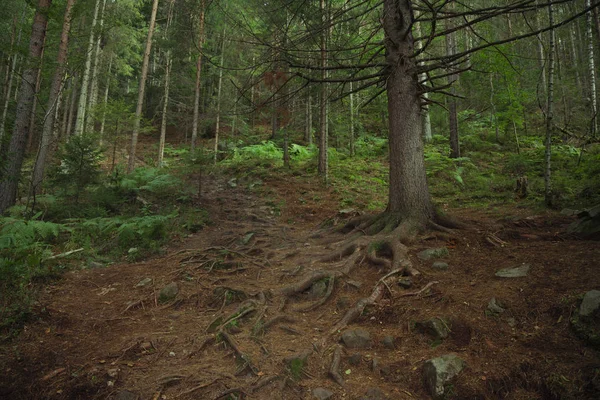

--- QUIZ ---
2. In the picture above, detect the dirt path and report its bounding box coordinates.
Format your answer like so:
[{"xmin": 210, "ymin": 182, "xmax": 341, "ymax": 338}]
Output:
[{"xmin": 1, "ymin": 175, "xmax": 600, "ymax": 400}]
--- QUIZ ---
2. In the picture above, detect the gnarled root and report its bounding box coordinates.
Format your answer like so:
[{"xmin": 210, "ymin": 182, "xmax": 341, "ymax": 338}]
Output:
[{"xmin": 328, "ymin": 345, "xmax": 345, "ymax": 388}]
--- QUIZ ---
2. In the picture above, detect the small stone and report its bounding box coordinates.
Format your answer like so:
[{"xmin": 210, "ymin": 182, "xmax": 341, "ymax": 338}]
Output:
[
  {"xmin": 398, "ymin": 278, "xmax": 412, "ymax": 289},
  {"xmin": 580, "ymin": 290, "xmax": 600, "ymax": 317},
  {"xmin": 312, "ymin": 387, "xmax": 334, "ymax": 400},
  {"xmin": 560, "ymin": 208, "xmax": 580, "ymax": 216},
  {"xmin": 382, "ymin": 336, "xmax": 395, "ymax": 349},
  {"xmin": 341, "ymin": 328, "xmax": 372, "ymax": 349},
  {"xmin": 506, "ymin": 317, "xmax": 517, "ymax": 328},
  {"xmin": 135, "ymin": 278, "xmax": 153, "ymax": 288},
  {"xmin": 415, "ymin": 318, "xmax": 451, "ymax": 340},
  {"xmin": 88, "ymin": 261, "xmax": 104, "ymax": 269},
  {"xmin": 360, "ymin": 387, "xmax": 389, "ymax": 400},
  {"xmin": 487, "ymin": 298, "xmax": 506, "ymax": 314},
  {"xmin": 495, "ymin": 263, "xmax": 530, "ymax": 278},
  {"xmin": 308, "ymin": 280, "xmax": 327, "ymax": 299},
  {"xmin": 348, "ymin": 353, "xmax": 362, "ymax": 366},
  {"xmin": 431, "ymin": 261, "xmax": 449, "ymax": 271},
  {"xmin": 107, "ymin": 368, "xmax": 119, "ymax": 378},
  {"xmin": 159, "ymin": 282, "xmax": 179, "ymax": 303},
  {"xmin": 417, "ymin": 247, "xmax": 449, "ymax": 261},
  {"xmin": 423, "ymin": 354, "xmax": 466, "ymax": 399},
  {"xmin": 169, "ymin": 352, "xmax": 176, "ymax": 357},
  {"xmin": 371, "ymin": 358, "xmax": 379, "ymax": 372},
  {"xmin": 112, "ymin": 390, "xmax": 138, "ymax": 400}
]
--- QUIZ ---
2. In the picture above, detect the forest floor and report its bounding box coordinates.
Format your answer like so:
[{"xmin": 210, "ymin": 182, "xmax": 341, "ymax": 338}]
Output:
[{"xmin": 1, "ymin": 171, "xmax": 600, "ymax": 400}]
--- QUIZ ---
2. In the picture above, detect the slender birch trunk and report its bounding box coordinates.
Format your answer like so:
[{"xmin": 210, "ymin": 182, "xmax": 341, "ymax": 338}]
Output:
[
  {"xmin": 213, "ymin": 26, "xmax": 226, "ymax": 165},
  {"xmin": 414, "ymin": 11, "xmax": 432, "ymax": 142},
  {"xmin": 31, "ymin": 0, "xmax": 77, "ymax": 197},
  {"xmin": 74, "ymin": 0, "xmax": 101, "ymax": 136},
  {"xmin": 86, "ymin": 0, "xmax": 107, "ymax": 135},
  {"xmin": 0, "ymin": 0, "xmax": 52, "ymax": 214},
  {"xmin": 99, "ymin": 57, "xmax": 113, "ymax": 143},
  {"xmin": 544, "ymin": 3, "xmax": 556, "ymax": 207},
  {"xmin": 586, "ymin": 0, "xmax": 598, "ymax": 137},
  {"xmin": 158, "ymin": 0, "xmax": 175, "ymax": 168},
  {"xmin": 318, "ymin": 0, "xmax": 328, "ymax": 181},
  {"xmin": 127, "ymin": 0, "xmax": 159, "ymax": 173},
  {"xmin": 446, "ymin": 6, "xmax": 460, "ymax": 158},
  {"xmin": 191, "ymin": 0, "xmax": 206, "ymax": 152}
]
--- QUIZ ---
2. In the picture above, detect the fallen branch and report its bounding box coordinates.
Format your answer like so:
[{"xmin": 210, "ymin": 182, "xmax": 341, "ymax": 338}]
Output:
[{"xmin": 45, "ymin": 248, "xmax": 84, "ymax": 261}]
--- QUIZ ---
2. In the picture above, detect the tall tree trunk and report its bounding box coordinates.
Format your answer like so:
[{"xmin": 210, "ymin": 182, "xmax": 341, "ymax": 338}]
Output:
[
  {"xmin": 27, "ymin": 38, "xmax": 46, "ymax": 152},
  {"xmin": 99, "ymin": 57, "xmax": 112, "ymax": 144},
  {"xmin": 65, "ymin": 73, "xmax": 78, "ymax": 137},
  {"xmin": 305, "ymin": 91, "xmax": 312, "ymax": 145},
  {"xmin": 349, "ymin": 81, "xmax": 355, "ymax": 156},
  {"xmin": 446, "ymin": 6, "xmax": 460, "ymax": 158},
  {"xmin": 158, "ymin": 0, "xmax": 175, "ymax": 168},
  {"xmin": 414, "ymin": 11, "xmax": 432, "ymax": 143},
  {"xmin": 383, "ymin": 0, "xmax": 434, "ymax": 222},
  {"xmin": 31, "ymin": 0, "xmax": 76, "ymax": 197},
  {"xmin": 127, "ymin": 0, "xmax": 159, "ymax": 173},
  {"xmin": 544, "ymin": 2, "xmax": 556, "ymax": 207},
  {"xmin": 0, "ymin": 0, "xmax": 52, "ymax": 214},
  {"xmin": 74, "ymin": 0, "xmax": 101, "ymax": 136},
  {"xmin": 0, "ymin": 7, "xmax": 26, "ymax": 142},
  {"xmin": 318, "ymin": 0, "xmax": 328, "ymax": 181},
  {"xmin": 86, "ymin": 0, "xmax": 107, "ymax": 135},
  {"xmin": 586, "ymin": 0, "xmax": 598, "ymax": 137},
  {"xmin": 191, "ymin": 0, "xmax": 206, "ymax": 152},
  {"xmin": 213, "ymin": 26, "xmax": 226, "ymax": 165}
]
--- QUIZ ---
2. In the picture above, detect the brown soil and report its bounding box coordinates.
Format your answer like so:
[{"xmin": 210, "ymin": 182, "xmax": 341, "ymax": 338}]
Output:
[{"xmin": 1, "ymin": 173, "xmax": 599, "ymax": 400}]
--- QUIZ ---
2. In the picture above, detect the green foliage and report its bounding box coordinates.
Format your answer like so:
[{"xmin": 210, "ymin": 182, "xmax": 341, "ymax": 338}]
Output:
[
  {"xmin": 50, "ymin": 135, "xmax": 104, "ymax": 202},
  {"xmin": 354, "ymin": 136, "xmax": 388, "ymax": 157},
  {"xmin": 119, "ymin": 167, "xmax": 183, "ymax": 197}
]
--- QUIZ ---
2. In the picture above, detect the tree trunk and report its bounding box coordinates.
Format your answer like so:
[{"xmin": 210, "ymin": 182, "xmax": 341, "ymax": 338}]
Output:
[
  {"xmin": 127, "ymin": 0, "xmax": 159, "ymax": 173},
  {"xmin": 213, "ymin": 26, "xmax": 226, "ymax": 165},
  {"xmin": 31, "ymin": 0, "xmax": 76, "ymax": 197},
  {"xmin": 191, "ymin": 0, "xmax": 206, "ymax": 152},
  {"xmin": 74, "ymin": 0, "xmax": 101, "ymax": 136},
  {"xmin": 305, "ymin": 91, "xmax": 312, "ymax": 145},
  {"xmin": 414, "ymin": 11, "xmax": 432, "ymax": 143},
  {"xmin": 86, "ymin": 0, "xmax": 107, "ymax": 135},
  {"xmin": 27, "ymin": 37, "xmax": 47, "ymax": 152},
  {"xmin": 446, "ymin": 6, "xmax": 460, "ymax": 158},
  {"xmin": 544, "ymin": 2, "xmax": 556, "ymax": 207},
  {"xmin": 99, "ymin": 57, "xmax": 113, "ymax": 144},
  {"xmin": 65, "ymin": 73, "xmax": 78, "ymax": 137},
  {"xmin": 318, "ymin": 0, "xmax": 328, "ymax": 181},
  {"xmin": 158, "ymin": 0, "xmax": 175, "ymax": 168},
  {"xmin": 0, "ymin": 0, "xmax": 52, "ymax": 214},
  {"xmin": 383, "ymin": 0, "xmax": 434, "ymax": 222},
  {"xmin": 586, "ymin": 0, "xmax": 598, "ymax": 137}
]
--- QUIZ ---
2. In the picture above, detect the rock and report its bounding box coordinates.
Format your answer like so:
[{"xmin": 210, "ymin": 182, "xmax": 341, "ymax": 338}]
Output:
[
  {"xmin": 423, "ymin": 354, "xmax": 466, "ymax": 399},
  {"xmin": 135, "ymin": 278, "xmax": 153, "ymax": 288},
  {"xmin": 371, "ymin": 358, "xmax": 379, "ymax": 372},
  {"xmin": 417, "ymin": 247, "xmax": 449, "ymax": 261},
  {"xmin": 431, "ymin": 261, "xmax": 449, "ymax": 271},
  {"xmin": 568, "ymin": 204, "xmax": 600, "ymax": 239},
  {"xmin": 580, "ymin": 290, "xmax": 600, "ymax": 317},
  {"xmin": 382, "ymin": 336, "xmax": 395, "ymax": 349},
  {"xmin": 308, "ymin": 280, "xmax": 327, "ymax": 299},
  {"xmin": 506, "ymin": 317, "xmax": 517, "ymax": 328},
  {"xmin": 312, "ymin": 388, "xmax": 334, "ymax": 400},
  {"xmin": 348, "ymin": 353, "xmax": 362, "ymax": 366},
  {"xmin": 346, "ymin": 280, "xmax": 362, "ymax": 290},
  {"xmin": 360, "ymin": 387, "xmax": 389, "ymax": 400},
  {"xmin": 487, "ymin": 298, "xmax": 506, "ymax": 314},
  {"xmin": 341, "ymin": 328, "xmax": 372, "ymax": 349},
  {"xmin": 397, "ymin": 278, "xmax": 412, "ymax": 289},
  {"xmin": 415, "ymin": 318, "xmax": 451, "ymax": 339},
  {"xmin": 112, "ymin": 391, "xmax": 138, "ymax": 400},
  {"xmin": 560, "ymin": 208, "xmax": 580, "ymax": 216},
  {"xmin": 87, "ymin": 261, "xmax": 104, "ymax": 269},
  {"xmin": 159, "ymin": 282, "xmax": 179, "ymax": 303},
  {"xmin": 495, "ymin": 263, "xmax": 530, "ymax": 278}
]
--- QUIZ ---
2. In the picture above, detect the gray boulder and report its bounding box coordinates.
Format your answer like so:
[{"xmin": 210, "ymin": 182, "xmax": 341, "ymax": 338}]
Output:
[
  {"xmin": 341, "ymin": 328, "xmax": 372, "ymax": 349},
  {"xmin": 359, "ymin": 387, "xmax": 389, "ymax": 400},
  {"xmin": 495, "ymin": 264, "xmax": 530, "ymax": 278},
  {"xmin": 423, "ymin": 354, "xmax": 466, "ymax": 399},
  {"xmin": 431, "ymin": 261, "xmax": 449, "ymax": 271},
  {"xmin": 416, "ymin": 318, "xmax": 450, "ymax": 340},
  {"xmin": 487, "ymin": 298, "xmax": 506, "ymax": 315},
  {"xmin": 417, "ymin": 247, "xmax": 449, "ymax": 261},
  {"xmin": 159, "ymin": 282, "xmax": 179, "ymax": 303},
  {"xmin": 580, "ymin": 290, "xmax": 600, "ymax": 317},
  {"xmin": 312, "ymin": 388, "xmax": 333, "ymax": 400},
  {"xmin": 568, "ymin": 204, "xmax": 600, "ymax": 239}
]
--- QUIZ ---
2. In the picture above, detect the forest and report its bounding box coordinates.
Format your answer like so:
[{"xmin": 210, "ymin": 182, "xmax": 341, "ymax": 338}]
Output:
[{"xmin": 1, "ymin": 0, "xmax": 600, "ymax": 399}]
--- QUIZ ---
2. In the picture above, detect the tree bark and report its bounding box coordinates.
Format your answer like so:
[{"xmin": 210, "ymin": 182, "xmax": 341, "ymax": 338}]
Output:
[
  {"xmin": 86, "ymin": 0, "xmax": 107, "ymax": 135},
  {"xmin": 445, "ymin": 5, "xmax": 460, "ymax": 158},
  {"xmin": 586, "ymin": 0, "xmax": 598, "ymax": 137},
  {"xmin": 544, "ymin": 2, "xmax": 556, "ymax": 207},
  {"xmin": 99, "ymin": 57, "xmax": 113, "ymax": 144},
  {"xmin": 318, "ymin": 0, "xmax": 328, "ymax": 181},
  {"xmin": 213, "ymin": 26, "xmax": 226, "ymax": 165},
  {"xmin": 74, "ymin": 0, "xmax": 101, "ymax": 136},
  {"xmin": 31, "ymin": 0, "xmax": 77, "ymax": 197},
  {"xmin": 305, "ymin": 91, "xmax": 312, "ymax": 145},
  {"xmin": 0, "ymin": 0, "xmax": 52, "ymax": 214},
  {"xmin": 158, "ymin": 0, "xmax": 175, "ymax": 168},
  {"xmin": 383, "ymin": 0, "xmax": 434, "ymax": 222},
  {"xmin": 191, "ymin": 0, "xmax": 206, "ymax": 152},
  {"xmin": 127, "ymin": 0, "xmax": 159, "ymax": 172}
]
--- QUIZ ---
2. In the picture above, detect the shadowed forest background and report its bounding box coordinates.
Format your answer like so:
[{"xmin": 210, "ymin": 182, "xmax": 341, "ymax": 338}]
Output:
[{"xmin": 1, "ymin": 0, "xmax": 600, "ymax": 399}]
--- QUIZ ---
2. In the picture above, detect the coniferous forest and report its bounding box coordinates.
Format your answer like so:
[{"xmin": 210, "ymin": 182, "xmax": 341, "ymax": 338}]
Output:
[{"xmin": 1, "ymin": 1, "xmax": 600, "ymax": 399}]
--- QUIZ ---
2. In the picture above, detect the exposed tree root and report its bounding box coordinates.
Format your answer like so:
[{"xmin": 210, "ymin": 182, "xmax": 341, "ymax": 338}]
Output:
[
  {"xmin": 329, "ymin": 345, "xmax": 345, "ymax": 388},
  {"xmin": 220, "ymin": 331, "xmax": 259, "ymax": 375}
]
